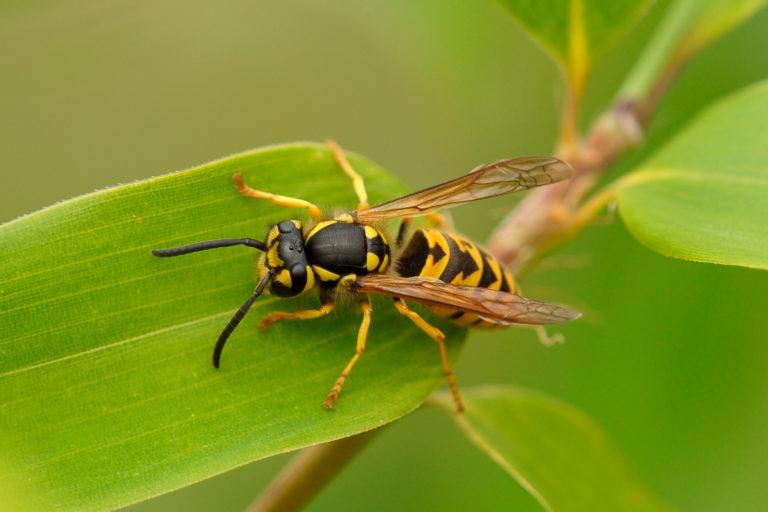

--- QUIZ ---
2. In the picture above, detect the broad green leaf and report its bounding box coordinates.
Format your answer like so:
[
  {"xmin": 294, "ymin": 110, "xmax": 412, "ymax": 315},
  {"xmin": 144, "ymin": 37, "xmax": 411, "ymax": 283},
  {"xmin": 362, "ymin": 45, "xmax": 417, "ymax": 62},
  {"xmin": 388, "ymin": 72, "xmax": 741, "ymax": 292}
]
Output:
[
  {"xmin": 620, "ymin": 0, "xmax": 767, "ymax": 101},
  {"xmin": 0, "ymin": 144, "xmax": 464, "ymax": 511},
  {"xmin": 432, "ymin": 386, "xmax": 672, "ymax": 512},
  {"xmin": 616, "ymin": 81, "xmax": 768, "ymax": 269},
  {"xmin": 496, "ymin": 0, "xmax": 653, "ymax": 93}
]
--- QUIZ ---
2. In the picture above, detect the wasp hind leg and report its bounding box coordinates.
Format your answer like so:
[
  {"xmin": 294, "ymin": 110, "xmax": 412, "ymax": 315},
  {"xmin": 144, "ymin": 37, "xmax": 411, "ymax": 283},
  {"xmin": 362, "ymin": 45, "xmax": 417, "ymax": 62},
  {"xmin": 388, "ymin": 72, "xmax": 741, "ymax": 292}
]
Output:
[
  {"xmin": 234, "ymin": 173, "xmax": 322, "ymax": 221},
  {"xmin": 393, "ymin": 298, "xmax": 464, "ymax": 413},
  {"xmin": 324, "ymin": 299, "xmax": 373, "ymax": 409},
  {"xmin": 395, "ymin": 218, "xmax": 412, "ymax": 248},
  {"xmin": 531, "ymin": 324, "xmax": 565, "ymax": 347},
  {"xmin": 326, "ymin": 139, "xmax": 369, "ymax": 211},
  {"xmin": 395, "ymin": 213, "xmax": 453, "ymax": 248},
  {"xmin": 258, "ymin": 301, "xmax": 335, "ymax": 331}
]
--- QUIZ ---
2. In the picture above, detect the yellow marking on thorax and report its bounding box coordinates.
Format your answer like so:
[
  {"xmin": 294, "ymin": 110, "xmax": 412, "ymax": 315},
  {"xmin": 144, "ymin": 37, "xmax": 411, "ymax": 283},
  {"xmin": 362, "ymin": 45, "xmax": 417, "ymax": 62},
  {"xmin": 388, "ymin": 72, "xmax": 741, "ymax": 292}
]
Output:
[
  {"xmin": 312, "ymin": 265, "xmax": 341, "ymax": 282},
  {"xmin": 306, "ymin": 220, "xmax": 336, "ymax": 242},
  {"xmin": 335, "ymin": 213, "xmax": 354, "ymax": 222},
  {"xmin": 379, "ymin": 253, "xmax": 389, "ymax": 271},
  {"xmin": 363, "ymin": 225, "xmax": 378, "ymax": 239},
  {"xmin": 366, "ymin": 252, "xmax": 380, "ymax": 272}
]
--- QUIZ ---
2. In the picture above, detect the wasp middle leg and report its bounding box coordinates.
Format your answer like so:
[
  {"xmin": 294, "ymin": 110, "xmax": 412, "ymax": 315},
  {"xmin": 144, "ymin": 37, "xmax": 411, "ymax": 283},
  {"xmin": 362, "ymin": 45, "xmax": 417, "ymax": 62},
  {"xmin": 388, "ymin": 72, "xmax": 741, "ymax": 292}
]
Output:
[
  {"xmin": 392, "ymin": 298, "xmax": 464, "ymax": 412},
  {"xmin": 234, "ymin": 173, "xmax": 322, "ymax": 221},
  {"xmin": 326, "ymin": 139, "xmax": 369, "ymax": 211},
  {"xmin": 324, "ymin": 298, "xmax": 372, "ymax": 409}
]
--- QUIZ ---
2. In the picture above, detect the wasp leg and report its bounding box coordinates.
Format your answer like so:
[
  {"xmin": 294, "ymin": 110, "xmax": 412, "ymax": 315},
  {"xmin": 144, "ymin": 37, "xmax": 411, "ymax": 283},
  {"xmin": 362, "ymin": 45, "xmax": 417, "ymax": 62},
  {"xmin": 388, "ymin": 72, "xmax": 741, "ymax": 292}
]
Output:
[
  {"xmin": 326, "ymin": 139, "xmax": 369, "ymax": 211},
  {"xmin": 324, "ymin": 299, "xmax": 372, "ymax": 409},
  {"xmin": 393, "ymin": 298, "xmax": 464, "ymax": 413},
  {"xmin": 258, "ymin": 302, "xmax": 335, "ymax": 331},
  {"xmin": 234, "ymin": 173, "xmax": 322, "ymax": 221},
  {"xmin": 396, "ymin": 213, "xmax": 452, "ymax": 248},
  {"xmin": 396, "ymin": 218, "xmax": 412, "ymax": 248},
  {"xmin": 428, "ymin": 211, "xmax": 458, "ymax": 231},
  {"xmin": 426, "ymin": 212, "xmax": 447, "ymax": 229}
]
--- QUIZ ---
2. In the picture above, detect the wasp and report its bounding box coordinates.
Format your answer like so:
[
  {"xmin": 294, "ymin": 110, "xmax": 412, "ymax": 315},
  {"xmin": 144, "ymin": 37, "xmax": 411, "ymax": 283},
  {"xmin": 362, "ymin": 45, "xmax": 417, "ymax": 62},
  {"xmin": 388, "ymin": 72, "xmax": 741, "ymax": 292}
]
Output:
[{"xmin": 152, "ymin": 141, "xmax": 579, "ymax": 412}]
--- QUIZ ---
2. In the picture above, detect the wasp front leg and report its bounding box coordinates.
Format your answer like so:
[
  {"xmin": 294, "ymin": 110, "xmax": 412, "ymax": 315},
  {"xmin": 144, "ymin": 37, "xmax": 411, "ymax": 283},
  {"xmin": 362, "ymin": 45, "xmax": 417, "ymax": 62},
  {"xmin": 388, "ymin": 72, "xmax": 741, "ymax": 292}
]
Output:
[
  {"xmin": 324, "ymin": 298, "xmax": 373, "ymax": 409},
  {"xmin": 234, "ymin": 173, "xmax": 322, "ymax": 221},
  {"xmin": 258, "ymin": 301, "xmax": 335, "ymax": 331}
]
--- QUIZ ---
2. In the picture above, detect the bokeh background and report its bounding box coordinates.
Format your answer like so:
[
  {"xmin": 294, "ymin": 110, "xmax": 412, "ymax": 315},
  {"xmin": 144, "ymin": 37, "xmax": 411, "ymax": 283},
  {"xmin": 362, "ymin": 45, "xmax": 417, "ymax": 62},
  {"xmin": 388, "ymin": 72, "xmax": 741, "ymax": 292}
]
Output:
[{"xmin": 2, "ymin": 1, "xmax": 767, "ymax": 510}]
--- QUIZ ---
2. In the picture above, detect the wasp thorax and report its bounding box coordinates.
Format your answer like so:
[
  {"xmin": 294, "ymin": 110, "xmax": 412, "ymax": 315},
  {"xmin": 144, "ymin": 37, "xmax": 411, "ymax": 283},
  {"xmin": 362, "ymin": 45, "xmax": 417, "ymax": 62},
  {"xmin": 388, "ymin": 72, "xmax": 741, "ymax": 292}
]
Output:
[{"xmin": 259, "ymin": 219, "xmax": 315, "ymax": 297}]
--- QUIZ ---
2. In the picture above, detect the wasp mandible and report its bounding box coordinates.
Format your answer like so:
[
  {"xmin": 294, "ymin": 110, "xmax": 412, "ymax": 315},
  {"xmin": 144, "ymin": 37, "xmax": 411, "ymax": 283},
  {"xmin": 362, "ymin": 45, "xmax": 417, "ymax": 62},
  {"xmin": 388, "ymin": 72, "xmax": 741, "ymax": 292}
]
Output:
[{"xmin": 152, "ymin": 141, "xmax": 580, "ymax": 412}]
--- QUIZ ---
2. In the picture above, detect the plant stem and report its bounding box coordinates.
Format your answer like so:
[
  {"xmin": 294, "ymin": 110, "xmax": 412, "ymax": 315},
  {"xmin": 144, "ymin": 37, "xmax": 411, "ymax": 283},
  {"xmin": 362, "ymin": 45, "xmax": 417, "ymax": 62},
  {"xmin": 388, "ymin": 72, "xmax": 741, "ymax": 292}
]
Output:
[
  {"xmin": 486, "ymin": 98, "xmax": 644, "ymax": 272},
  {"xmin": 486, "ymin": 5, "xmax": 707, "ymax": 272},
  {"xmin": 247, "ymin": 428, "xmax": 381, "ymax": 512}
]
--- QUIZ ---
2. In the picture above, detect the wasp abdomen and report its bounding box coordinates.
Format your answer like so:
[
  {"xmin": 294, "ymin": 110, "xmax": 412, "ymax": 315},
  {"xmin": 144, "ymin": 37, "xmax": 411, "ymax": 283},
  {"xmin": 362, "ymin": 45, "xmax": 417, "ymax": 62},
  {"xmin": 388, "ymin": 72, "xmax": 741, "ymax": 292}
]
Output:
[
  {"xmin": 396, "ymin": 229, "xmax": 515, "ymax": 327},
  {"xmin": 306, "ymin": 221, "xmax": 390, "ymax": 287}
]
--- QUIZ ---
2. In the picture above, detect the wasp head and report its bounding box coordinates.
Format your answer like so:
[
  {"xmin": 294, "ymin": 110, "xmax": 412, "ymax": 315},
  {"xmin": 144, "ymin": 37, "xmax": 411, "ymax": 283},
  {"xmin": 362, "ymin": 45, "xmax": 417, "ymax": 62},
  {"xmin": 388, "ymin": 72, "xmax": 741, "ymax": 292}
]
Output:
[{"xmin": 257, "ymin": 219, "xmax": 315, "ymax": 297}]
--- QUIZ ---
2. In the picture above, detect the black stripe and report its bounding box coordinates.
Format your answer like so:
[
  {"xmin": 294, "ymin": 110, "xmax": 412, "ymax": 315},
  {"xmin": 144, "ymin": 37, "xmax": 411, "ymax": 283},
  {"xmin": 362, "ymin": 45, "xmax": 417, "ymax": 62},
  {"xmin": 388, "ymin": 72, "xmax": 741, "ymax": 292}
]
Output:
[
  {"xmin": 396, "ymin": 230, "xmax": 428, "ymax": 278},
  {"xmin": 439, "ymin": 234, "xmax": 478, "ymax": 284},
  {"xmin": 477, "ymin": 251, "xmax": 499, "ymax": 289},
  {"xmin": 429, "ymin": 239, "xmax": 447, "ymax": 263},
  {"xmin": 499, "ymin": 273, "xmax": 512, "ymax": 292},
  {"xmin": 366, "ymin": 233, "xmax": 388, "ymax": 263}
]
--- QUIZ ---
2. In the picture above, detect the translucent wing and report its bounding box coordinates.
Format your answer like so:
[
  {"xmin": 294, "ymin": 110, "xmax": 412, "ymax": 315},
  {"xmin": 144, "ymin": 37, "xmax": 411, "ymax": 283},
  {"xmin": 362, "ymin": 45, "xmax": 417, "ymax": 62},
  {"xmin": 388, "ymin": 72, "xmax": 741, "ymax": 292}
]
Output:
[
  {"xmin": 354, "ymin": 274, "xmax": 580, "ymax": 325},
  {"xmin": 351, "ymin": 156, "xmax": 572, "ymax": 223}
]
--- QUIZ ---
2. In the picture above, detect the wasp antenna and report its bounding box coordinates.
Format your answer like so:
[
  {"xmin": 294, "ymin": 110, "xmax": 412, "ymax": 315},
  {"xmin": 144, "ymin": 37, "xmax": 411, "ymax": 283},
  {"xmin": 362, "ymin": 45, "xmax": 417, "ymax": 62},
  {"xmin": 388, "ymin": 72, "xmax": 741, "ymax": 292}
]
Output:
[
  {"xmin": 152, "ymin": 238, "xmax": 266, "ymax": 257},
  {"xmin": 213, "ymin": 270, "xmax": 275, "ymax": 368}
]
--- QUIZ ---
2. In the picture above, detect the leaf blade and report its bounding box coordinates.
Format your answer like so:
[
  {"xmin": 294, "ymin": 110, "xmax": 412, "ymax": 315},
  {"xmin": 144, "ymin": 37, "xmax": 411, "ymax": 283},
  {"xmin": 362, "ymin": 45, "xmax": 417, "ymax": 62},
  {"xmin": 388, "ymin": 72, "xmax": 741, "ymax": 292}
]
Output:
[
  {"xmin": 496, "ymin": 0, "xmax": 654, "ymax": 87},
  {"xmin": 616, "ymin": 81, "xmax": 768, "ymax": 269},
  {"xmin": 432, "ymin": 386, "xmax": 672, "ymax": 512},
  {"xmin": 0, "ymin": 144, "xmax": 465, "ymax": 511},
  {"xmin": 619, "ymin": 0, "xmax": 767, "ymax": 106}
]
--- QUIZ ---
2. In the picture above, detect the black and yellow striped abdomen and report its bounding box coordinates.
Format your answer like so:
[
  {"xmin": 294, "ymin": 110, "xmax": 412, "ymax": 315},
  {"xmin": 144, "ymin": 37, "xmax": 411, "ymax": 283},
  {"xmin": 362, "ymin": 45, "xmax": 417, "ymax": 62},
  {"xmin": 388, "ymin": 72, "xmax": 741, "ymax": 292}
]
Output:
[{"xmin": 396, "ymin": 228, "xmax": 515, "ymax": 327}]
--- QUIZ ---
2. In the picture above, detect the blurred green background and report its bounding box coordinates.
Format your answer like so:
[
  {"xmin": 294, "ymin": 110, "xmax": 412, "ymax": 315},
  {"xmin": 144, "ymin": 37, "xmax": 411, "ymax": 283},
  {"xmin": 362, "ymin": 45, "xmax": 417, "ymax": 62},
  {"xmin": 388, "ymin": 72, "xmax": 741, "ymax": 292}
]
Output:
[{"xmin": 2, "ymin": 1, "xmax": 767, "ymax": 510}]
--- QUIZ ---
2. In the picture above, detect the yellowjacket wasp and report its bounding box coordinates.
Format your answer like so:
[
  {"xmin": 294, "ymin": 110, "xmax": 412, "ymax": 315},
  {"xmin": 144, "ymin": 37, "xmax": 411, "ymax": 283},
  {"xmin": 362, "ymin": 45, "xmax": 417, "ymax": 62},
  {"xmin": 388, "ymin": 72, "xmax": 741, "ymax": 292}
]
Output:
[{"xmin": 153, "ymin": 141, "xmax": 580, "ymax": 412}]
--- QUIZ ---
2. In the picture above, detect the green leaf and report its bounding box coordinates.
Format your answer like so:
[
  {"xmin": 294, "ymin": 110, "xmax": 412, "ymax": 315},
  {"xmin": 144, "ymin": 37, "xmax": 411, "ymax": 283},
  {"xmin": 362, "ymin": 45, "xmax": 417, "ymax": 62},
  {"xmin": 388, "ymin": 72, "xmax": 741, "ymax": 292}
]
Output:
[
  {"xmin": 676, "ymin": 0, "xmax": 766, "ymax": 62},
  {"xmin": 496, "ymin": 0, "xmax": 654, "ymax": 92},
  {"xmin": 619, "ymin": 0, "xmax": 767, "ymax": 102},
  {"xmin": 0, "ymin": 144, "xmax": 464, "ymax": 511},
  {"xmin": 616, "ymin": 81, "xmax": 768, "ymax": 270},
  {"xmin": 432, "ymin": 386, "xmax": 672, "ymax": 512}
]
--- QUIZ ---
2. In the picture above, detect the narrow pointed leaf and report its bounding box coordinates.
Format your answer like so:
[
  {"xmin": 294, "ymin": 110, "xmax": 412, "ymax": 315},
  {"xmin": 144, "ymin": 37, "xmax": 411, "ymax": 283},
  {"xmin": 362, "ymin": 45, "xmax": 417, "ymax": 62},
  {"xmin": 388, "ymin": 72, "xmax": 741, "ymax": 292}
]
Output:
[{"xmin": 0, "ymin": 144, "xmax": 464, "ymax": 511}]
